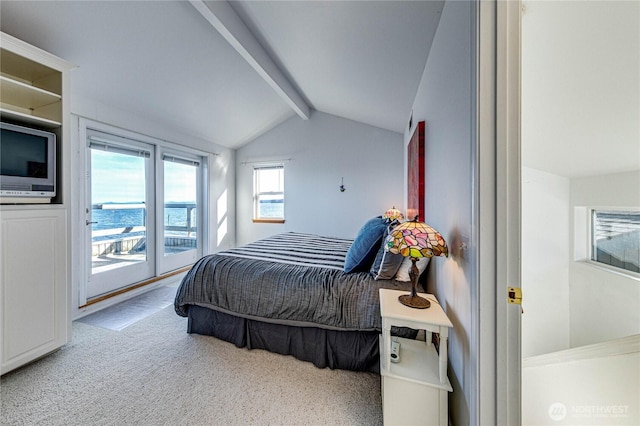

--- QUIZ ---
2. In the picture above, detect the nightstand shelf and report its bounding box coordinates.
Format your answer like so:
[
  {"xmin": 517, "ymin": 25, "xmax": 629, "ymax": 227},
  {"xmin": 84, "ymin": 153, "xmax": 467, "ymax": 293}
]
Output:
[
  {"xmin": 379, "ymin": 289, "xmax": 453, "ymax": 426},
  {"xmin": 380, "ymin": 337, "xmax": 451, "ymax": 390}
]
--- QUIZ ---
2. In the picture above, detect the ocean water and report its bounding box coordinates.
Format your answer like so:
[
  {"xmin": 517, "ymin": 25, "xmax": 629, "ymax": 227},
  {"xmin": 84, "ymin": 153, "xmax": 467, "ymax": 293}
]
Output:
[
  {"xmin": 92, "ymin": 207, "xmax": 193, "ymax": 232},
  {"xmin": 259, "ymin": 201, "xmax": 284, "ymax": 218},
  {"xmin": 91, "ymin": 201, "xmax": 281, "ymax": 234}
]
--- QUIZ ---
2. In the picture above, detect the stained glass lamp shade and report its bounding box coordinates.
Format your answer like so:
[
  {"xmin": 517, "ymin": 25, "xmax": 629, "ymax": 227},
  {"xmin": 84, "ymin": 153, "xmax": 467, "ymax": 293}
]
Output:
[
  {"xmin": 382, "ymin": 206, "xmax": 404, "ymax": 222},
  {"xmin": 385, "ymin": 216, "xmax": 448, "ymax": 308}
]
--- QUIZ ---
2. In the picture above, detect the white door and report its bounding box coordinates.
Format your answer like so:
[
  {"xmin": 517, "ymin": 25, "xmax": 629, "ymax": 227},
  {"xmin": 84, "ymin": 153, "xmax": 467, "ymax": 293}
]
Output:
[
  {"xmin": 158, "ymin": 151, "xmax": 203, "ymax": 273},
  {"xmin": 86, "ymin": 129, "xmax": 156, "ymax": 299}
]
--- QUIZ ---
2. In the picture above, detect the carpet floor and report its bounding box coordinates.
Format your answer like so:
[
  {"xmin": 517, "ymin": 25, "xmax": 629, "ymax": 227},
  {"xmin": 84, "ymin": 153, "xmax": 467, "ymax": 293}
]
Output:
[
  {"xmin": 76, "ymin": 285, "xmax": 178, "ymax": 331},
  {"xmin": 1, "ymin": 299, "xmax": 383, "ymax": 426}
]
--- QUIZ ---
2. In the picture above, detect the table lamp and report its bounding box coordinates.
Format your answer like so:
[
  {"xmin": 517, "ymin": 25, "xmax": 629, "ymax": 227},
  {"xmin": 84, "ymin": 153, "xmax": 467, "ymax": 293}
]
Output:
[
  {"xmin": 382, "ymin": 206, "xmax": 404, "ymax": 222},
  {"xmin": 385, "ymin": 216, "xmax": 448, "ymax": 308}
]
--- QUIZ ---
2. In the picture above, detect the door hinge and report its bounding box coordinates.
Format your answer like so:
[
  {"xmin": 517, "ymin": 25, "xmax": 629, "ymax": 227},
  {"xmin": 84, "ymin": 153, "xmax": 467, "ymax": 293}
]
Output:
[{"xmin": 508, "ymin": 287, "xmax": 522, "ymax": 305}]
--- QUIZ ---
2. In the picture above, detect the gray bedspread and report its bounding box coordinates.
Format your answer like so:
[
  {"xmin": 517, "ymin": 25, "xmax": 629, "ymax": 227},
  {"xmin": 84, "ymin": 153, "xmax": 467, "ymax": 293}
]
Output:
[{"xmin": 174, "ymin": 232, "xmax": 412, "ymax": 331}]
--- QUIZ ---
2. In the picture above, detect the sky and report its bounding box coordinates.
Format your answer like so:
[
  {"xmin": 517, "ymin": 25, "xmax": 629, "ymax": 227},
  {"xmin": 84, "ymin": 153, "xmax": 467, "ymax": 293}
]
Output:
[{"xmin": 91, "ymin": 150, "xmax": 196, "ymax": 204}]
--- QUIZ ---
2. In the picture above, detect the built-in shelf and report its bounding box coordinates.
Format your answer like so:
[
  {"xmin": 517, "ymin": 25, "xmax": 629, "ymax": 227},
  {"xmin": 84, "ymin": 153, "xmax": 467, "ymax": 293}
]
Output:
[
  {"xmin": 0, "ymin": 107, "xmax": 62, "ymax": 128},
  {"xmin": 0, "ymin": 48, "xmax": 63, "ymax": 127},
  {"xmin": 0, "ymin": 49, "xmax": 61, "ymax": 92},
  {"xmin": 0, "ymin": 31, "xmax": 73, "ymax": 375},
  {"xmin": 380, "ymin": 337, "xmax": 452, "ymax": 391},
  {"xmin": 1, "ymin": 75, "xmax": 61, "ymax": 106},
  {"xmin": 0, "ymin": 32, "xmax": 73, "ymax": 374}
]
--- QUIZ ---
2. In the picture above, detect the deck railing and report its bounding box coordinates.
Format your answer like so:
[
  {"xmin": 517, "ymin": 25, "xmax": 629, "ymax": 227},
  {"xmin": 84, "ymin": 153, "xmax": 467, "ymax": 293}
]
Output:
[{"xmin": 91, "ymin": 203, "xmax": 197, "ymax": 256}]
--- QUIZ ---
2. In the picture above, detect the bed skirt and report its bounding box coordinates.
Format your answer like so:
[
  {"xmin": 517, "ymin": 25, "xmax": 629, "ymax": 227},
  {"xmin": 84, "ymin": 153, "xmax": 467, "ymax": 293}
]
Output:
[{"xmin": 187, "ymin": 305, "xmax": 382, "ymax": 373}]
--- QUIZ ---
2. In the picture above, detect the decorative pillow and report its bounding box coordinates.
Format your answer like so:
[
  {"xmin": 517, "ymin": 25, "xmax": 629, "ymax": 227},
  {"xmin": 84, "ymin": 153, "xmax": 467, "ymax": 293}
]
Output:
[
  {"xmin": 344, "ymin": 216, "xmax": 388, "ymax": 273},
  {"xmin": 370, "ymin": 222, "xmax": 404, "ymax": 280},
  {"xmin": 394, "ymin": 256, "xmax": 431, "ymax": 282}
]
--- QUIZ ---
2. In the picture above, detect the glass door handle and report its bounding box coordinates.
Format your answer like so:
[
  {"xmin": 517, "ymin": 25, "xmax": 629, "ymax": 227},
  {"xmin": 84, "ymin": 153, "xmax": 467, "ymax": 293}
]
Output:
[{"xmin": 86, "ymin": 220, "xmax": 98, "ymax": 225}]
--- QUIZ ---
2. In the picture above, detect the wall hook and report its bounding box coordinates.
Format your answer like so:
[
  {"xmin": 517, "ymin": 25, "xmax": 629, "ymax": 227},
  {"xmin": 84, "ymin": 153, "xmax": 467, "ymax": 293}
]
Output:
[{"xmin": 339, "ymin": 177, "xmax": 346, "ymax": 192}]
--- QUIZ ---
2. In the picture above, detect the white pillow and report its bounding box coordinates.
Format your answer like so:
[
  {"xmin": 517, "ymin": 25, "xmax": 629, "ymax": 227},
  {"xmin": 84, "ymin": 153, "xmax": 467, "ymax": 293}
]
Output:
[{"xmin": 394, "ymin": 256, "xmax": 430, "ymax": 282}]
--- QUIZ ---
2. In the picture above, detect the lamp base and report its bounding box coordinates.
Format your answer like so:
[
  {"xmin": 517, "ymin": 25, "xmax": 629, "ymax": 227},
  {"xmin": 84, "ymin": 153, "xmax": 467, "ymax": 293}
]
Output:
[{"xmin": 398, "ymin": 294, "xmax": 431, "ymax": 309}]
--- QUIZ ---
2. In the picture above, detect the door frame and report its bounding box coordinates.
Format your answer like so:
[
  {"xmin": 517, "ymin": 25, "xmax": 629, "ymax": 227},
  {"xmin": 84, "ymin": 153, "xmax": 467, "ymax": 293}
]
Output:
[
  {"xmin": 496, "ymin": 0, "xmax": 523, "ymax": 423},
  {"xmin": 476, "ymin": 0, "xmax": 522, "ymax": 424}
]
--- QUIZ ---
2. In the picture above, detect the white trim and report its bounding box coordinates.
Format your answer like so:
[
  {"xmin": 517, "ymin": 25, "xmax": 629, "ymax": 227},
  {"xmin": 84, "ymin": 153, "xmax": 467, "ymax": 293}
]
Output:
[
  {"xmin": 476, "ymin": 1, "xmax": 499, "ymax": 424},
  {"xmin": 253, "ymin": 165, "xmax": 285, "ymax": 221},
  {"xmin": 523, "ymin": 334, "xmax": 639, "ymax": 368},
  {"xmin": 0, "ymin": 32, "xmax": 76, "ymax": 72},
  {"xmin": 495, "ymin": 0, "xmax": 522, "ymax": 424},
  {"xmin": 579, "ymin": 260, "xmax": 640, "ymax": 282}
]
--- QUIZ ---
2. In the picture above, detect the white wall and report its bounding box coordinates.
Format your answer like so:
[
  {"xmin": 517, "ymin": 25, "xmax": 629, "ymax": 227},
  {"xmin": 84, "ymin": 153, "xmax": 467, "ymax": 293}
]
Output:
[
  {"xmin": 521, "ymin": 0, "xmax": 640, "ymax": 178},
  {"xmin": 520, "ymin": 169, "xmax": 640, "ymax": 356},
  {"xmin": 404, "ymin": 1, "xmax": 474, "ymax": 424},
  {"xmin": 522, "ymin": 0, "xmax": 640, "ymax": 356},
  {"xmin": 522, "ymin": 168, "xmax": 571, "ymax": 357},
  {"xmin": 235, "ymin": 111, "xmax": 404, "ymax": 246},
  {"xmin": 521, "ymin": 169, "xmax": 639, "ymax": 356},
  {"xmin": 569, "ymin": 171, "xmax": 640, "ymax": 347}
]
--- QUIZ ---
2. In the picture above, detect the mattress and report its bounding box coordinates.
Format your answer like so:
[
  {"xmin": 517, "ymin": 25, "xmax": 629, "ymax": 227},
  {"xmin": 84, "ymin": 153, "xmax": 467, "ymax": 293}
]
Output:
[{"xmin": 174, "ymin": 232, "xmax": 412, "ymax": 331}]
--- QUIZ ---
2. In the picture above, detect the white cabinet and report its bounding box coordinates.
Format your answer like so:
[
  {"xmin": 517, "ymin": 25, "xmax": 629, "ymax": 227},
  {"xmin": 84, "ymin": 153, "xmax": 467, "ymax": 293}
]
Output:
[
  {"xmin": 0, "ymin": 32, "xmax": 73, "ymax": 374},
  {"xmin": 0, "ymin": 210, "xmax": 69, "ymax": 374},
  {"xmin": 379, "ymin": 289, "xmax": 453, "ymax": 426}
]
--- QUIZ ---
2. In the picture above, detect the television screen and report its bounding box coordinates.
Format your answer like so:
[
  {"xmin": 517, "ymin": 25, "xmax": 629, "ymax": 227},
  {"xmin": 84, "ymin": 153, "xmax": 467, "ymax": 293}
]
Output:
[
  {"xmin": 0, "ymin": 121, "xmax": 56, "ymax": 199},
  {"xmin": 1, "ymin": 128, "xmax": 49, "ymax": 179}
]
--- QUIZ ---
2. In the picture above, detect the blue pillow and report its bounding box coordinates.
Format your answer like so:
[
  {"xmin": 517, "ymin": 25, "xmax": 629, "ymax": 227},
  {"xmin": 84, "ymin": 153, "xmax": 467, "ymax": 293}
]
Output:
[
  {"xmin": 370, "ymin": 221, "xmax": 404, "ymax": 279},
  {"xmin": 344, "ymin": 216, "xmax": 388, "ymax": 273}
]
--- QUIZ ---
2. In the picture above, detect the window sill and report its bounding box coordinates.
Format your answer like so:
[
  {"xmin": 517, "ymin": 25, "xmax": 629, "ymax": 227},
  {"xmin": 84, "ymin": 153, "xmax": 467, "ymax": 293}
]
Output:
[
  {"xmin": 253, "ymin": 219, "xmax": 285, "ymax": 224},
  {"xmin": 575, "ymin": 260, "xmax": 640, "ymax": 282}
]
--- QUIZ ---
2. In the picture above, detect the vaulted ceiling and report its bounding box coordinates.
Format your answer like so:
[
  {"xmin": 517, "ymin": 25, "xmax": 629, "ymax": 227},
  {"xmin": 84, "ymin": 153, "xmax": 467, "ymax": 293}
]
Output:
[{"xmin": 0, "ymin": 0, "xmax": 444, "ymax": 149}]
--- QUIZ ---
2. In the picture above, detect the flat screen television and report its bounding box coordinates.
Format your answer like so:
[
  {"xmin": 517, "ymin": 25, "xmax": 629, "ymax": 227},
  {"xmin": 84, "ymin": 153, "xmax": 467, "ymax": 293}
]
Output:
[{"xmin": 0, "ymin": 121, "xmax": 56, "ymax": 199}]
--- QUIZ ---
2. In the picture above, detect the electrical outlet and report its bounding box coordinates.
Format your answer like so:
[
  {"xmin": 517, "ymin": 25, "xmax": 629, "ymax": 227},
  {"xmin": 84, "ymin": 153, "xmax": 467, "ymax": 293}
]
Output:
[{"xmin": 390, "ymin": 341, "xmax": 401, "ymax": 363}]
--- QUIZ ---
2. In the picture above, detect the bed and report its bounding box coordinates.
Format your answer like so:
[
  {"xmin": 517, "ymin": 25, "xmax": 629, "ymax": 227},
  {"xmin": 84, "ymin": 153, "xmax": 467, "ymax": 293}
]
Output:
[{"xmin": 174, "ymin": 225, "xmax": 417, "ymax": 372}]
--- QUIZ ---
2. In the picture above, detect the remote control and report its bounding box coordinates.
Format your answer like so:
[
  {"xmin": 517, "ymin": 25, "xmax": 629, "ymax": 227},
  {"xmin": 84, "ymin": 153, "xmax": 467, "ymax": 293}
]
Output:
[{"xmin": 390, "ymin": 340, "xmax": 401, "ymax": 363}]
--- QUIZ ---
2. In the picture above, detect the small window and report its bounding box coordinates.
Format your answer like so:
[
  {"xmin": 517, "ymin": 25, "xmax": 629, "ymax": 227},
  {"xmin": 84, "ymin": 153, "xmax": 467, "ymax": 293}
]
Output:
[
  {"xmin": 253, "ymin": 164, "xmax": 284, "ymax": 222},
  {"xmin": 591, "ymin": 210, "xmax": 640, "ymax": 274}
]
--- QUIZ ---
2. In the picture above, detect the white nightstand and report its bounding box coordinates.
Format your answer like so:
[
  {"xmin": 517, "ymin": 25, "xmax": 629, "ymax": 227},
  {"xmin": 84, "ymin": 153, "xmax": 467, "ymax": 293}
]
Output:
[{"xmin": 379, "ymin": 288, "xmax": 453, "ymax": 426}]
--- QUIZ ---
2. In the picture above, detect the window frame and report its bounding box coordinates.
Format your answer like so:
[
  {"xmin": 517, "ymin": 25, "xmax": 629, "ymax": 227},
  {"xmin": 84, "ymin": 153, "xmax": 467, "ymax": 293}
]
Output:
[
  {"xmin": 587, "ymin": 207, "xmax": 640, "ymax": 280},
  {"xmin": 252, "ymin": 163, "xmax": 285, "ymax": 223}
]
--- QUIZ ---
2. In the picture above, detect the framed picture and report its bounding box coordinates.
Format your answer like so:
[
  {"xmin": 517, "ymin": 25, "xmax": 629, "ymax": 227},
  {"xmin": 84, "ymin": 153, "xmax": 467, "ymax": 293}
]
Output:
[{"xmin": 407, "ymin": 121, "xmax": 425, "ymax": 222}]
